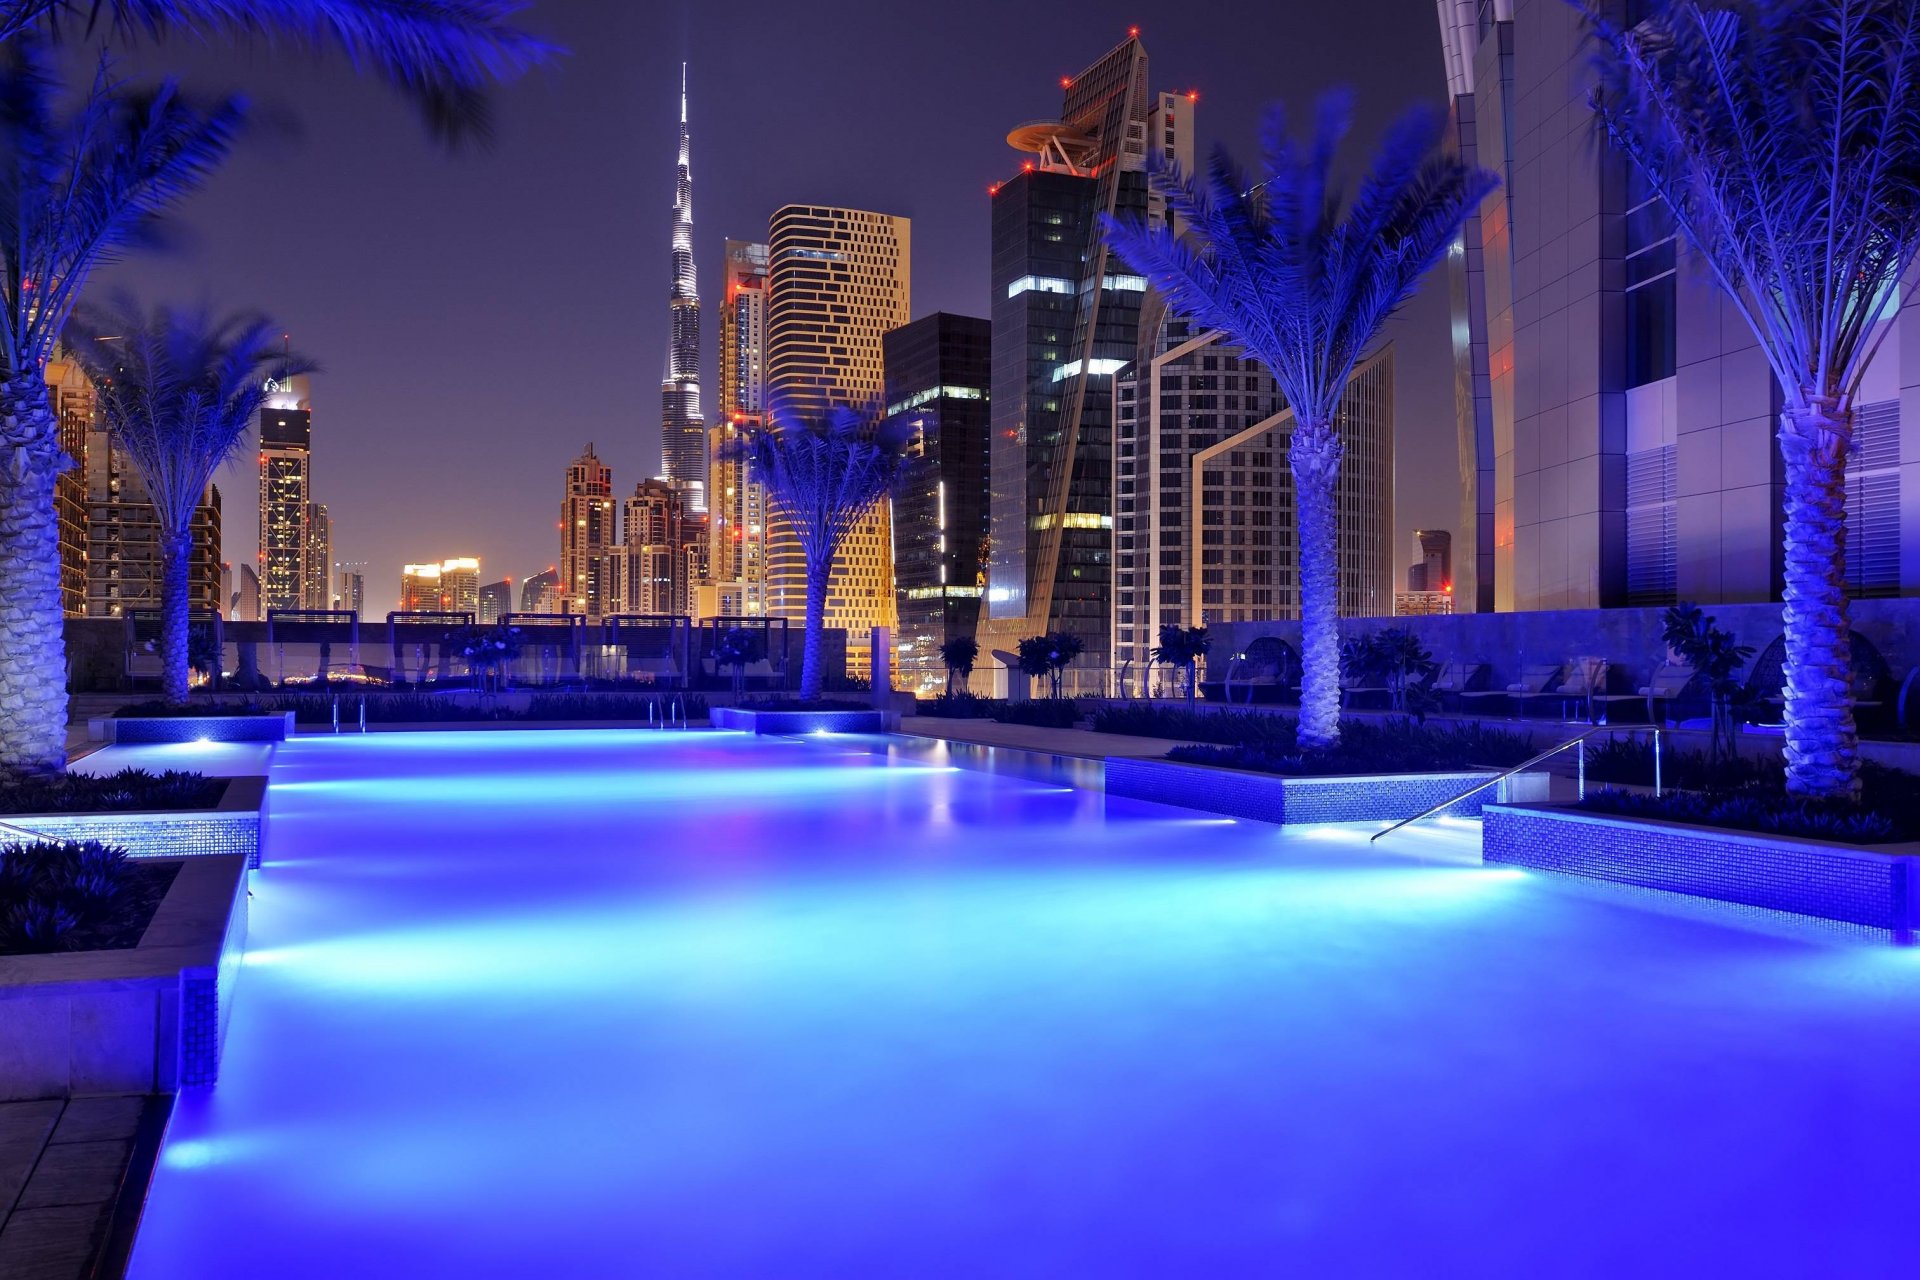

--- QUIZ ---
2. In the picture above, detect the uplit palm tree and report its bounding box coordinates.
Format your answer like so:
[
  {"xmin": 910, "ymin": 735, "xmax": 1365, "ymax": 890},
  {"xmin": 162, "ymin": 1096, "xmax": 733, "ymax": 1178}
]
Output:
[
  {"xmin": 66, "ymin": 296, "xmax": 307, "ymax": 706},
  {"xmin": 1583, "ymin": 0, "xmax": 1920, "ymax": 801},
  {"xmin": 0, "ymin": 41, "xmax": 243, "ymax": 773},
  {"xmin": 726, "ymin": 402, "xmax": 910, "ymax": 701},
  {"xmin": 0, "ymin": 0, "xmax": 552, "ymax": 145},
  {"xmin": 1103, "ymin": 93, "xmax": 1494, "ymax": 750}
]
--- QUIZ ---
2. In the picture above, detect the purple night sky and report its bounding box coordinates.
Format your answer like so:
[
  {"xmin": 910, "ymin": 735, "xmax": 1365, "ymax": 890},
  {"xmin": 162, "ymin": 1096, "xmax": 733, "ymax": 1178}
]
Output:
[{"xmin": 100, "ymin": 0, "xmax": 1454, "ymax": 612}]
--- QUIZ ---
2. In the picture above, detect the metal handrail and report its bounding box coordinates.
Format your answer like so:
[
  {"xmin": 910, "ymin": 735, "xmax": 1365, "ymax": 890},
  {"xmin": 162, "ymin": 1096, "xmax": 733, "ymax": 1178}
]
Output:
[{"xmin": 1370, "ymin": 726, "xmax": 1661, "ymax": 843}]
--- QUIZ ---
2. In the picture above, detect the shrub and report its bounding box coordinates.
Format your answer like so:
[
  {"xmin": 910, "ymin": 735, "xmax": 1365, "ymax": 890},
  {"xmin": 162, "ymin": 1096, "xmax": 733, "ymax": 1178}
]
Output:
[
  {"xmin": 916, "ymin": 692, "xmax": 999, "ymax": 719},
  {"xmin": 736, "ymin": 697, "xmax": 873, "ymax": 713},
  {"xmin": 0, "ymin": 840, "xmax": 178, "ymax": 956},
  {"xmin": 0, "ymin": 770, "xmax": 226, "ymax": 816},
  {"xmin": 1091, "ymin": 703, "xmax": 1296, "ymax": 746},
  {"xmin": 1575, "ymin": 786, "xmax": 1907, "ymax": 844},
  {"xmin": 524, "ymin": 693, "xmax": 708, "ymax": 721},
  {"xmin": 1165, "ymin": 718, "xmax": 1536, "ymax": 777},
  {"xmin": 1582, "ymin": 737, "xmax": 1774, "ymax": 792},
  {"xmin": 113, "ymin": 700, "xmax": 276, "ymax": 718},
  {"xmin": 992, "ymin": 699, "xmax": 1082, "ymax": 729}
]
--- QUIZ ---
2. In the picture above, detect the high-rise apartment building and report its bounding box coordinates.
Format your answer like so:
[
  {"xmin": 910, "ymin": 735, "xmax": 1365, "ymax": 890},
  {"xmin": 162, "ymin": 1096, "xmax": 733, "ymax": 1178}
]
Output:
[
  {"xmin": 561, "ymin": 445, "xmax": 616, "ymax": 618},
  {"xmin": 520, "ymin": 568, "xmax": 560, "ymax": 614},
  {"xmin": 80, "ymin": 414, "xmax": 223, "ymax": 618},
  {"xmin": 335, "ymin": 561, "xmax": 367, "ymax": 615},
  {"xmin": 303, "ymin": 502, "xmax": 331, "ymax": 610},
  {"xmin": 257, "ymin": 375, "xmax": 314, "ymax": 615},
  {"xmin": 478, "ymin": 579, "xmax": 511, "ymax": 624},
  {"xmin": 46, "ymin": 352, "xmax": 91, "ymax": 617},
  {"xmin": 765, "ymin": 204, "xmax": 911, "ymax": 676},
  {"xmin": 439, "ymin": 557, "xmax": 480, "ymax": 616},
  {"xmin": 617, "ymin": 479, "xmax": 681, "ymax": 615},
  {"xmin": 883, "ymin": 313, "xmax": 992, "ymax": 692},
  {"xmin": 232, "ymin": 563, "xmax": 260, "ymax": 621},
  {"xmin": 1407, "ymin": 530, "xmax": 1453, "ymax": 593},
  {"xmin": 979, "ymin": 33, "xmax": 1194, "ymax": 693},
  {"xmin": 660, "ymin": 64, "xmax": 706, "ymax": 512},
  {"xmin": 1437, "ymin": 0, "xmax": 1920, "ymax": 610},
  {"xmin": 399, "ymin": 563, "xmax": 443, "ymax": 612},
  {"xmin": 1113, "ymin": 325, "xmax": 1394, "ymax": 683},
  {"xmin": 709, "ymin": 238, "xmax": 771, "ymax": 615}
]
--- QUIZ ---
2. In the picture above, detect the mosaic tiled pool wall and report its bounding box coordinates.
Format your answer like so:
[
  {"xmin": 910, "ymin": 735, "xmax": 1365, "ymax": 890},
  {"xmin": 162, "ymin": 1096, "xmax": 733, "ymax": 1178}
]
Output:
[
  {"xmin": 91, "ymin": 712, "xmax": 295, "ymax": 744},
  {"xmin": 1104, "ymin": 758, "xmax": 1550, "ymax": 825},
  {"xmin": 1483, "ymin": 804, "xmax": 1919, "ymax": 938},
  {"xmin": 712, "ymin": 708, "xmax": 892, "ymax": 735},
  {"xmin": 178, "ymin": 858, "xmax": 252, "ymax": 1087},
  {"xmin": 0, "ymin": 778, "xmax": 267, "ymax": 869}
]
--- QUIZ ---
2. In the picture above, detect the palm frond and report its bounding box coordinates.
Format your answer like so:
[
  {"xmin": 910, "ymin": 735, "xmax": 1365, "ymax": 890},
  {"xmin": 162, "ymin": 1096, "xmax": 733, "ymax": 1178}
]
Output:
[
  {"xmin": 64, "ymin": 291, "xmax": 310, "ymax": 532},
  {"xmin": 5, "ymin": 0, "xmax": 556, "ymax": 146}
]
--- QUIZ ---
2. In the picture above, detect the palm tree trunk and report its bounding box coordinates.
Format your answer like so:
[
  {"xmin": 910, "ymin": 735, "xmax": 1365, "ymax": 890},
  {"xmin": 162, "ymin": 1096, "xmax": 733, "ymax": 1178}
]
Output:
[
  {"xmin": 799, "ymin": 555, "xmax": 828, "ymax": 701},
  {"xmin": 1778, "ymin": 398, "xmax": 1860, "ymax": 800},
  {"xmin": 0, "ymin": 373, "xmax": 71, "ymax": 775},
  {"xmin": 160, "ymin": 526, "xmax": 193, "ymax": 706},
  {"xmin": 1291, "ymin": 417, "xmax": 1343, "ymax": 751}
]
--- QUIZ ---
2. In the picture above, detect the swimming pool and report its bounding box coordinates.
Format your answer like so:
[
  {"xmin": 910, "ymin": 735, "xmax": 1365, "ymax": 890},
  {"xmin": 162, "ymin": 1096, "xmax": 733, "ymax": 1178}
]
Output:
[{"xmin": 124, "ymin": 729, "xmax": 1917, "ymax": 1275}]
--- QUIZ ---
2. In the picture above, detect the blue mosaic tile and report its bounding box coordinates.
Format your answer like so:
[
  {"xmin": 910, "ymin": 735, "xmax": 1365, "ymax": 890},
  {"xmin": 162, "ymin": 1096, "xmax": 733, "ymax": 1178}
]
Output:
[
  {"xmin": 1104, "ymin": 758, "xmax": 1538, "ymax": 825},
  {"xmin": 1, "ymin": 811, "xmax": 262, "ymax": 868},
  {"xmin": 712, "ymin": 708, "xmax": 890, "ymax": 735},
  {"xmin": 1484, "ymin": 805, "xmax": 1917, "ymax": 937},
  {"xmin": 106, "ymin": 713, "xmax": 292, "ymax": 744}
]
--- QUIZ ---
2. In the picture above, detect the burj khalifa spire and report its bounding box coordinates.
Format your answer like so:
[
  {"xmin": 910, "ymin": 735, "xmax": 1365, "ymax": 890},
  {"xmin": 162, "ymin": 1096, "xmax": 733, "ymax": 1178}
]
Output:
[{"xmin": 660, "ymin": 61, "xmax": 705, "ymax": 511}]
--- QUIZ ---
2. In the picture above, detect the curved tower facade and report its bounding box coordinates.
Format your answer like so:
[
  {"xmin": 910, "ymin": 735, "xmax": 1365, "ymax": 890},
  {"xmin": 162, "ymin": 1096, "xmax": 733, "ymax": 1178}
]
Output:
[{"xmin": 661, "ymin": 63, "xmax": 706, "ymax": 512}]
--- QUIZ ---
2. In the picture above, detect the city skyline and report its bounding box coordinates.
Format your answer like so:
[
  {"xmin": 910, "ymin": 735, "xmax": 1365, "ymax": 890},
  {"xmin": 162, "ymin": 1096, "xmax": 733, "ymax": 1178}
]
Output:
[{"xmin": 93, "ymin": 0, "xmax": 1454, "ymax": 617}]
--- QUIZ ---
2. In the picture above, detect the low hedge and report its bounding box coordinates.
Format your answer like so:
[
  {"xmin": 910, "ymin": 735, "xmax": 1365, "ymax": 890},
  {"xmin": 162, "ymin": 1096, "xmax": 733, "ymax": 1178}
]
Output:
[
  {"xmin": 1165, "ymin": 718, "xmax": 1536, "ymax": 777},
  {"xmin": 0, "ymin": 769, "xmax": 226, "ymax": 816}
]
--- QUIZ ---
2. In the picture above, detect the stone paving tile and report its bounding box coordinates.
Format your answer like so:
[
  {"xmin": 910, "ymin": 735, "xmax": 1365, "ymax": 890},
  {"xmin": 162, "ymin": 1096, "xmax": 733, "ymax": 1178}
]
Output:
[
  {"xmin": 0, "ymin": 1203, "xmax": 108, "ymax": 1280},
  {"xmin": 49, "ymin": 1095, "xmax": 144, "ymax": 1147},
  {"xmin": 0, "ymin": 1100, "xmax": 63, "ymax": 1215},
  {"xmin": 13, "ymin": 1139, "xmax": 129, "ymax": 1211}
]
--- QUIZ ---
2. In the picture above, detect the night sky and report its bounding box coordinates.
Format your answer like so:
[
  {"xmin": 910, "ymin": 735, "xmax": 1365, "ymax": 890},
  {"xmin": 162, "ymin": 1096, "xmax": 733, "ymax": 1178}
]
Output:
[{"xmin": 101, "ymin": 0, "xmax": 1454, "ymax": 613}]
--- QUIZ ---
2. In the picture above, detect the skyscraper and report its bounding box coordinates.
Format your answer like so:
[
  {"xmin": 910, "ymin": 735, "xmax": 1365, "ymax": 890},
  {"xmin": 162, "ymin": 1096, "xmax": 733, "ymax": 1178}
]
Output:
[
  {"xmin": 257, "ymin": 375, "xmax": 314, "ymax": 615},
  {"xmin": 336, "ymin": 563, "xmax": 366, "ymax": 615},
  {"xmin": 399, "ymin": 563, "xmax": 444, "ymax": 611},
  {"xmin": 440, "ymin": 557, "xmax": 481, "ymax": 615},
  {"xmin": 304, "ymin": 502, "xmax": 331, "ymax": 610},
  {"xmin": 1407, "ymin": 530, "xmax": 1453, "ymax": 593},
  {"xmin": 561, "ymin": 445, "xmax": 616, "ymax": 618},
  {"xmin": 520, "ymin": 568, "xmax": 560, "ymax": 614},
  {"xmin": 979, "ymin": 33, "xmax": 1194, "ymax": 693},
  {"xmin": 1112, "ymin": 324, "xmax": 1394, "ymax": 685},
  {"xmin": 709, "ymin": 239, "xmax": 770, "ymax": 616},
  {"xmin": 660, "ymin": 63, "xmax": 706, "ymax": 512},
  {"xmin": 883, "ymin": 313, "xmax": 992, "ymax": 692},
  {"xmin": 765, "ymin": 204, "xmax": 911, "ymax": 677},
  {"xmin": 478, "ymin": 579, "xmax": 511, "ymax": 624}
]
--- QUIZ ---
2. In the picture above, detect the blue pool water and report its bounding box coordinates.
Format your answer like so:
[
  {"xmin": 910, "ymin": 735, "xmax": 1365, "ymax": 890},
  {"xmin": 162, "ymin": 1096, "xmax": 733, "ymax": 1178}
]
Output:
[{"xmin": 122, "ymin": 730, "xmax": 1917, "ymax": 1276}]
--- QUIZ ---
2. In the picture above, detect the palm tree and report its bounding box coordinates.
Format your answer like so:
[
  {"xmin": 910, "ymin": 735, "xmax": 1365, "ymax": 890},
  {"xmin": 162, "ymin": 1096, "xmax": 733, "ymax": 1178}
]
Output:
[
  {"xmin": 1102, "ymin": 93, "xmax": 1494, "ymax": 750},
  {"xmin": 724, "ymin": 402, "xmax": 910, "ymax": 702},
  {"xmin": 0, "ymin": 0, "xmax": 552, "ymax": 145},
  {"xmin": 1150, "ymin": 623, "xmax": 1211, "ymax": 707},
  {"xmin": 66, "ymin": 296, "xmax": 306, "ymax": 706},
  {"xmin": 1017, "ymin": 632, "xmax": 1082, "ymax": 701},
  {"xmin": 0, "ymin": 41, "xmax": 244, "ymax": 774},
  {"xmin": 1582, "ymin": 0, "xmax": 1920, "ymax": 801},
  {"xmin": 938, "ymin": 634, "xmax": 978, "ymax": 698}
]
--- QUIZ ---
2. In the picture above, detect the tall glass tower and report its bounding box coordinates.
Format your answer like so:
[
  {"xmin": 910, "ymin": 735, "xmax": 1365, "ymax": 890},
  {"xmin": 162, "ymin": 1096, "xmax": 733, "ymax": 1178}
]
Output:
[{"xmin": 661, "ymin": 63, "xmax": 706, "ymax": 512}]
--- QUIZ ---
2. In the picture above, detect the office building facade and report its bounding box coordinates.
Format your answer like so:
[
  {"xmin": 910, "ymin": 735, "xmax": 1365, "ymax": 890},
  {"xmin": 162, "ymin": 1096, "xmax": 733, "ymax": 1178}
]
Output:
[
  {"xmin": 1438, "ymin": 0, "xmax": 1920, "ymax": 611},
  {"xmin": 883, "ymin": 313, "xmax": 992, "ymax": 692},
  {"xmin": 1113, "ymin": 325, "xmax": 1394, "ymax": 688},
  {"xmin": 709, "ymin": 238, "xmax": 771, "ymax": 616},
  {"xmin": 979, "ymin": 33, "xmax": 1194, "ymax": 693}
]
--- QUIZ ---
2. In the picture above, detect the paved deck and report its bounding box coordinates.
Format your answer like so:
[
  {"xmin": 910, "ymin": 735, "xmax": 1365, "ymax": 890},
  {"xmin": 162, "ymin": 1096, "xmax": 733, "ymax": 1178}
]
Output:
[
  {"xmin": 0, "ymin": 1095, "xmax": 157, "ymax": 1280},
  {"xmin": 897, "ymin": 716, "xmax": 1187, "ymax": 760}
]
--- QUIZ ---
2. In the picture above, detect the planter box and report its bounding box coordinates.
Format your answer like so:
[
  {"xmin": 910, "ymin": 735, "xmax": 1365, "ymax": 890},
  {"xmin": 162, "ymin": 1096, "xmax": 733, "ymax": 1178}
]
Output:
[
  {"xmin": 90, "ymin": 711, "xmax": 295, "ymax": 744},
  {"xmin": 712, "ymin": 707, "xmax": 893, "ymax": 735},
  {"xmin": 0, "ymin": 776, "xmax": 267, "ymax": 869},
  {"xmin": 0, "ymin": 853, "xmax": 250, "ymax": 1099},
  {"xmin": 1104, "ymin": 756, "xmax": 1550, "ymax": 825},
  {"xmin": 1483, "ymin": 803, "xmax": 1920, "ymax": 940}
]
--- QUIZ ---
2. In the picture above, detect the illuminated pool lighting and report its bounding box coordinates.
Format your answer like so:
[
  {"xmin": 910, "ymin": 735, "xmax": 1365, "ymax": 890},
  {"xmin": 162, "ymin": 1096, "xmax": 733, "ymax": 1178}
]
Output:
[{"xmin": 123, "ymin": 728, "xmax": 1919, "ymax": 1276}]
